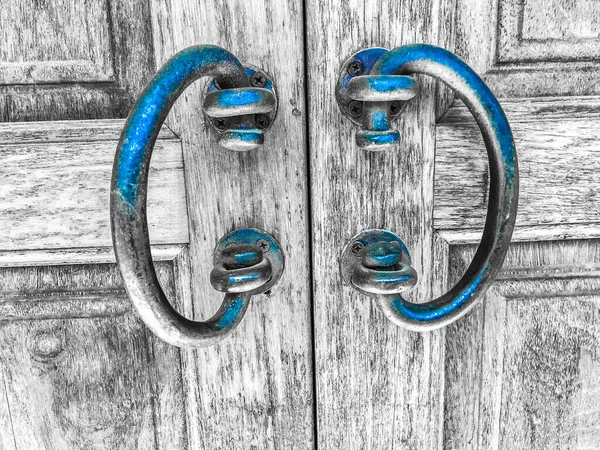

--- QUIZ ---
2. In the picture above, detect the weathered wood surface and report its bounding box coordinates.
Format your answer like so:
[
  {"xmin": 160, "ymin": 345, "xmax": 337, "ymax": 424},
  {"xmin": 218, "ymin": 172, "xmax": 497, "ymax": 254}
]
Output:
[
  {"xmin": 0, "ymin": 262, "xmax": 187, "ymax": 449},
  {"xmin": 304, "ymin": 0, "xmax": 456, "ymax": 448},
  {"xmin": 0, "ymin": 0, "xmax": 154, "ymax": 121},
  {"xmin": 454, "ymin": 0, "xmax": 600, "ymax": 97},
  {"xmin": 0, "ymin": 119, "xmax": 188, "ymax": 265},
  {"xmin": 151, "ymin": 1, "xmax": 314, "ymax": 448},
  {"xmin": 435, "ymin": 97, "xmax": 600, "ymax": 243},
  {"xmin": 443, "ymin": 239, "xmax": 600, "ymax": 449}
]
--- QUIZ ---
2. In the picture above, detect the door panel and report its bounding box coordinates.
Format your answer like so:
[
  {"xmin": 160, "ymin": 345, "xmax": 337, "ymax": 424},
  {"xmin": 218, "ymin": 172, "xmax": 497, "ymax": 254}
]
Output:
[
  {"xmin": 443, "ymin": 241, "xmax": 600, "ymax": 448},
  {"xmin": 0, "ymin": 263, "xmax": 187, "ymax": 449},
  {"xmin": 3, "ymin": 0, "xmax": 313, "ymax": 448},
  {"xmin": 135, "ymin": 1, "xmax": 314, "ymax": 448},
  {"xmin": 0, "ymin": 0, "xmax": 154, "ymax": 121},
  {"xmin": 306, "ymin": 0, "xmax": 600, "ymax": 449},
  {"xmin": 0, "ymin": 119, "xmax": 187, "ymax": 261},
  {"xmin": 439, "ymin": 1, "xmax": 600, "ymax": 448},
  {"xmin": 305, "ymin": 1, "xmax": 455, "ymax": 448},
  {"xmin": 455, "ymin": 0, "xmax": 600, "ymax": 97}
]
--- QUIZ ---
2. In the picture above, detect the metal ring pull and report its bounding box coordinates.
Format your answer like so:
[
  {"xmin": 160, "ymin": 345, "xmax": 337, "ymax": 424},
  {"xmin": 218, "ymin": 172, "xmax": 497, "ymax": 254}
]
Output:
[
  {"xmin": 110, "ymin": 45, "xmax": 283, "ymax": 347},
  {"xmin": 338, "ymin": 44, "xmax": 519, "ymax": 331}
]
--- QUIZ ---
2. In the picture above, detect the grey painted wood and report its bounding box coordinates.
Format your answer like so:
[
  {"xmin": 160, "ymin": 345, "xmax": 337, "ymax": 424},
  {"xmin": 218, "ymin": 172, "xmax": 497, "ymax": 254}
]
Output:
[
  {"xmin": 306, "ymin": 1, "xmax": 600, "ymax": 449},
  {"xmin": 454, "ymin": 0, "xmax": 600, "ymax": 97},
  {"xmin": 444, "ymin": 240, "xmax": 600, "ymax": 449},
  {"xmin": 304, "ymin": 1, "xmax": 455, "ymax": 448},
  {"xmin": 0, "ymin": 120, "xmax": 187, "ymax": 263},
  {"xmin": 2, "ymin": 0, "xmax": 313, "ymax": 448},
  {"xmin": 0, "ymin": 262, "xmax": 187, "ymax": 449},
  {"xmin": 440, "ymin": 1, "xmax": 600, "ymax": 449},
  {"xmin": 0, "ymin": 0, "xmax": 155, "ymax": 121},
  {"xmin": 435, "ymin": 97, "xmax": 600, "ymax": 243},
  {"xmin": 150, "ymin": 1, "xmax": 314, "ymax": 449}
]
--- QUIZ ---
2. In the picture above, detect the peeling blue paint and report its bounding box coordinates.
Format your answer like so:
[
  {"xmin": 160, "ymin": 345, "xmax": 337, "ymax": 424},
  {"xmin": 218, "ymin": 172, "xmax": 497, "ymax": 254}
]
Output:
[
  {"xmin": 217, "ymin": 89, "xmax": 262, "ymax": 108},
  {"xmin": 371, "ymin": 111, "xmax": 388, "ymax": 131},
  {"xmin": 232, "ymin": 250, "xmax": 262, "ymax": 266},
  {"xmin": 115, "ymin": 45, "xmax": 245, "ymax": 209},
  {"xmin": 227, "ymin": 129, "xmax": 262, "ymax": 142},
  {"xmin": 361, "ymin": 131, "xmax": 399, "ymax": 145},
  {"xmin": 366, "ymin": 75, "xmax": 415, "ymax": 92},
  {"xmin": 372, "ymin": 272, "xmax": 414, "ymax": 284},
  {"xmin": 389, "ymin": 268, "xmax": 487, "ymax": 322},
  {"xmin": 216, "ymin": 297, "xmax": 246, "ymax": 330},
  {"xmin": 374, "ymin": 44, "xmax": 515, "ymax": 181},
  {"xmin": 228, "ymin": 272, "xmax": 261, "ymax": 284}
]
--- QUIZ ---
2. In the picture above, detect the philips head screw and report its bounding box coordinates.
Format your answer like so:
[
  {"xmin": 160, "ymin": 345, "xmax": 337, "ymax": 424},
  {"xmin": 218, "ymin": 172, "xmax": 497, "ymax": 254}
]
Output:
[
  {"xmin": 250, "ymin": 72, "xmax": 267, "ymax": 88},
  {"xmin": 351, "ymin": 241, "xmax": 365, "ymax": 255},
  {"xmin": 255, "ymin": 114, "xmax": 270, "ymax": 130},
  {"xmin": 347, "ymin": 59, "xmax": 364, "ymax": 77},
  {"xmin": 348, "ymin": 100, "xmax": 363, "ymax": 118},
  {"xmin": 256, "ymin": 239, "xmax": 270, "ymax": 252},
  {"xmin": 214, "ymin": 118, "xmax": 228, "ymax": 131}
]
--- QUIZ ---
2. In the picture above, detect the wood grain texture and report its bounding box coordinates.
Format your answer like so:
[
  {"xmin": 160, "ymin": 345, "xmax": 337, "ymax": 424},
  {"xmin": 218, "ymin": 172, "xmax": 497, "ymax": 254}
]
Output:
[
  {"xmin": 435, "ymin": 97, "xmax": 600, "ymax": 243},
  {"xmin": 0, "ymin": 261, "xmax": 187, "ymax": 449},
  {"xmin": 443, "ymin": 240, "xmax": 600, "ymax": 449},
  {"xmin": 150, "ymin": 1, "xmax": 314, "ymax": 448},
  {"xmin": 0, "ymin": 119, "xmax": 188, "ymax": 265},
  {"xmin": 454, "ymin": 0, "xmax": 600, "ymax": 97},
  {"xmin": 304, "ymin": 0, "xmax": 455, "ymax": 448},
  {"xmin": 0, "ymin": 0, "xmax": 154, "ymax": 121}
]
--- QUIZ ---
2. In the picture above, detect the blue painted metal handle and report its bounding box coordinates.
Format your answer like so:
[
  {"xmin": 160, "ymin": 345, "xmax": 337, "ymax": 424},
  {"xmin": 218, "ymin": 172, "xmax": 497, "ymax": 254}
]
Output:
[
  {"xmin": 111, "ymin": 46, "xmax": 279, "ymax": 348},
  {"xmin": 341, "ymin": 45, "xmax": 519, "ymax": 331}
]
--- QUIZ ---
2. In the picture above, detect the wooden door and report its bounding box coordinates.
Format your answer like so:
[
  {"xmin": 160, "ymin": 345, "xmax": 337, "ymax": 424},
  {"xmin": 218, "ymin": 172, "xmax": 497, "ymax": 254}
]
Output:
[
  {"xmin": 1, "ymin": 1, "xmax": 313, "ymax": 449},
  {"xmin": 5, "ymin": 0, "xmax": 600, "ymax": 449},
  {"xmin": 306, "ymin": 0, "xmax": 600, "ymax": 449}
]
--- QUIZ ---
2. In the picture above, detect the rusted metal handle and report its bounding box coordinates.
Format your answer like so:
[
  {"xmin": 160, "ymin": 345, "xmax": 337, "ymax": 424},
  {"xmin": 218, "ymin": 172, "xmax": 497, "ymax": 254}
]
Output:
[
  {"xmin": 110, "ymin": 45, "xmax": 283, "ymax": 347},
  {"xmin": 339, "ymin": 44, "xmax": 519, "ymax": 331}
]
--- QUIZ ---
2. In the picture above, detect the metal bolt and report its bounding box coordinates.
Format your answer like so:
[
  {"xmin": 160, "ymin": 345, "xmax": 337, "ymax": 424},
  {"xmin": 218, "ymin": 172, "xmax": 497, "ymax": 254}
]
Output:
[
  {"xmin": 214, "ymin": 118, "xmax": 228, "ymax": 131},
  {"xmin": 250, "ymin": 72, "xmax": 267, "ymax": 88},
  {"xmin": 256, "ymin": 239, "xmax": 270, "ymax": 252},
  {"xmin": 390, "ymin": 101, "xmax": 401, "ymax": 115},
  {"xmin": 351, "ymin": 241, "xmax": 364, "ymax": 256},
  {"xmin": 347, "ymin": 59, "xmax": 364, "ymax": 77},
  {"xmin": 348, "ymin": 100, "xmax": 363, "ymax": 118},
  {"xmin": 255, "ymin": 114, "xmax": 270, "ymax": 130}
]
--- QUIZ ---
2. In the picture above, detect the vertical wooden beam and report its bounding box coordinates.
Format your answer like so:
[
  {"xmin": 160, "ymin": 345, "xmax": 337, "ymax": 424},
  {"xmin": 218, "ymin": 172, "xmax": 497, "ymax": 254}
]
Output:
[
  {"xmin": 304, "ymin": 1, "xmax": 455, "ymax": 448},
  {"xmin": 150, "ymin": 1, "xmax": 314, "ymax": 448}
]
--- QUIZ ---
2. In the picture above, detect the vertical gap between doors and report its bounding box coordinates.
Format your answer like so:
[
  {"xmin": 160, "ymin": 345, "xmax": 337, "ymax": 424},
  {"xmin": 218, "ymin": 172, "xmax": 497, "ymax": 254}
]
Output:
[{"xmin": 300, "ymin": 0, "xmax": 320, "ymax": 449}]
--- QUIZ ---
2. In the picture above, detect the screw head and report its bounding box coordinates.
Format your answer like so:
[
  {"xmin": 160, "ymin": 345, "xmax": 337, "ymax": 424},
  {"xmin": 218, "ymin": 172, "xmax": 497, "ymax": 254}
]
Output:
[
  {"xmin": 214, "ymin": 118, "xmax": 228, "ymax": 130},
  {"xmin": 347, "ymin": 59, "xmax": 364, "ymax": 77},
  {"xmin": 390, "ymin": 101, "xmax": 401, "ymax": 115},
  {"xmin": 348, "ymin": 100, "xmax": 363, "ymax": 118},
  {"xmin": 256, "ymin": 239, "xmax": 270, "ymax": 252},
  {"xmin": 255, "ymin": 114, "xmax": 270, "ymax": 130},
  {"xmin": 250, "ymin": 72, "xmax": 267, "ymax": 88},
  {"xmin": 351, "ymin": 241, "xmax": 364, "ymax": 255}
]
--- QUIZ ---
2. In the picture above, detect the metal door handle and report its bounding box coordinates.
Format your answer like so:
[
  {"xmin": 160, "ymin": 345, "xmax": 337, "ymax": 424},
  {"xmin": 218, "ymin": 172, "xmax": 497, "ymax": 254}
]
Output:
[
  {"xmin": 110, "ymin": 46, "xmax": 283, "ymax": 347},
  {"xmin": 338, "ymin": 44, "xmax": 519, "ymax": 330}
]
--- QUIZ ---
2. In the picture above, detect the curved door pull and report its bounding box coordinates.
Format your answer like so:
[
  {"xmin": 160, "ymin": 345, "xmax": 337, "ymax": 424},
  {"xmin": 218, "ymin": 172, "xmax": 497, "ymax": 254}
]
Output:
[
  {"xmin": 338, "ymin": 44, "xmax": 519, "ymax": 330},
  {"xmin": 111, "ymin": 45, "xmax": 283, "ymax": 347}
]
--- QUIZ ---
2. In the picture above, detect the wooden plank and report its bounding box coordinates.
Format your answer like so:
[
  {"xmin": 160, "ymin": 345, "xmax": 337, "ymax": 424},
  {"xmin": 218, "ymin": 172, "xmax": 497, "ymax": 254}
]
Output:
[
  {"xmin": 0, "ymin": 262, "xmax": 187, "ymax": 449},
  {"xmin": 435, "ymin": 97, "xmax": 600, "ymax": 242},
  {"xmin": 304, "ymin": 0, "xmax": 455, "ymax": 448},
  {"xmin": 0, "ymin": 0, "xmax": 154, "ymax": 121},
  {"xmin": 0, "ymin": 120, "xmax": 188, "ymax": 264},
  {"xmin": 454, "ymin": 0, "xmax": 600, "ymax": 97},
  {"xmin": 443, "ymin": 240, "xmax": 600, "ymax": 449},
  {"xmin": 150, "ymin": 1, "xmax": 314, "ymax": 448}
]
